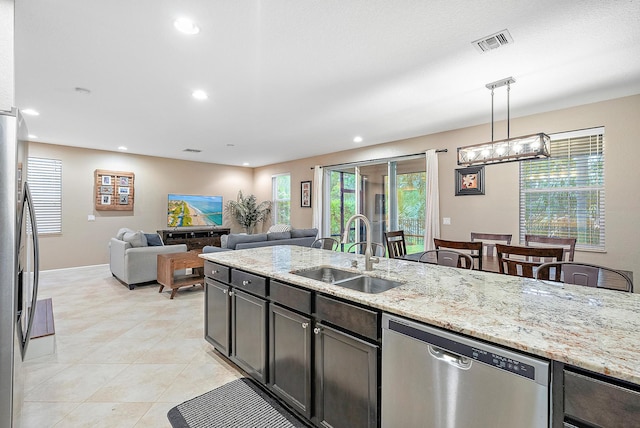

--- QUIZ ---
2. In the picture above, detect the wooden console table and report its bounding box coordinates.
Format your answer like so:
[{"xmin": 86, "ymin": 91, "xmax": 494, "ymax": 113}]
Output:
[
  {"xmin": 157, "ymin": 251, "xmax": 205, "ymax": 299},
  {"xmin": 158, "ymin": 227, "xmax": 230, "ymax": 251}
]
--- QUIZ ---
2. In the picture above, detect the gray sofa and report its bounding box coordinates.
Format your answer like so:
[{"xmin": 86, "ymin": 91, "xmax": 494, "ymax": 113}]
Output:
[
  {"xmin": 109, "ymin": 229, "xmax": 188, "ymax": 289},
  {"xmin": 203, "ymin": 228, "xmax": 318, "ymax": 253}
]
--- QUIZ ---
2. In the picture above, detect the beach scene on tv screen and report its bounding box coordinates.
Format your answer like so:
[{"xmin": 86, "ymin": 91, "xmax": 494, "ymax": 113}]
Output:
[{"xmin": 168, "ymin": 194, "xmax": 223, "ymax": 227}]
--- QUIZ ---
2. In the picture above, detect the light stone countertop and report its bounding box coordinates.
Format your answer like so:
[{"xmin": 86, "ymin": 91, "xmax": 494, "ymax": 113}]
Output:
[{"xmin": 201, "ymin": 245, "xmax": 640, "ymax": 385}]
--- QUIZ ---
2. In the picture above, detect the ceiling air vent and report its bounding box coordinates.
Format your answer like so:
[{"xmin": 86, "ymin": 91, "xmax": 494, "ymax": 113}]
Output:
[
  {"xmin": 183, "ymin": 148, "xmax": 202, "ymax": 153},
  {"xmin": 472, "ymin": 29, "xmax": 513, "ymax": 53}
]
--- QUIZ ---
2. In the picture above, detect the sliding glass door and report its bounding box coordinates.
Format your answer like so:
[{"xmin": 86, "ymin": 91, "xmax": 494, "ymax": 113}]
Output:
[{"xmin": 326, "ymin": 156, "xmax": 426, "ymax": 253}]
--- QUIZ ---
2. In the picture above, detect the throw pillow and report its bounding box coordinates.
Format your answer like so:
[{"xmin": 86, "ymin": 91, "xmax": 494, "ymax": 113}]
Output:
[
  {"xmin": 268, "ymin": 224, "xmax": 293, "ymax": 233},
  {"xmin": 267, "ymin": 231, "xmax": 291, "ymax": 241},
  {"xmin": 291, "ymin": 228, "xmax": 318, "ymax": 238},
  {"xmin": 122, "ymin": 231, "xmax": 148, "ymax": 247},
  {"xmin": 220, "ymin": 234, "xmax": 229, "ymax": 248},
  {"xmin": 116, "ymin": 227, "xmax": 134, "ymax": 240},
  {"xmin": 144, "ymin": 233, "xmax": 164, "ymax": 246}
]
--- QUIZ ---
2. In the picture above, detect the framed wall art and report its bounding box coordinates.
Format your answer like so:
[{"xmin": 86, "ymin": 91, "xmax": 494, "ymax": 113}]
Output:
[
  {"xmin": 301, "ymin": 181, "xmax": 311, "ymax": 207},
  {"xmin": 94, "ymin": 169, "xmax": 135, "ymax": 211},
  {"xmin": 455, "ymin": 166, "xmax": 485, "ymax": 196}
]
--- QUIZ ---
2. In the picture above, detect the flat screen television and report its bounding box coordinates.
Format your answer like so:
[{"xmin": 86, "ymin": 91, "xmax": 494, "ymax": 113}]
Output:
[{"xmin": 167, "ymin": 194, "xmax": 223, "ymax": 227}]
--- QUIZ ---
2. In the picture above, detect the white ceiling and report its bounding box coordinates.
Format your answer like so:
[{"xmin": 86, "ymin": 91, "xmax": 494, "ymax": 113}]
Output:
[{"xmin": 15, "ymin": 0, "xmax": 640, "ymax": 167}]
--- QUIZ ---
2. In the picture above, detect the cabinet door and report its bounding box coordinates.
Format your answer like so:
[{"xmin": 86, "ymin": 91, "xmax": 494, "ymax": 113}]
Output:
[
  {"xmin": 231, "ymin": 288, "xmax": 268, "ymax": 383},
  {"xmin": 204, "ymin": 279, "xmax": 230, "ymax": 356},
  {"xmin": 269, "ymin": 304, "xmax": 312, "ymax": 418},
  {"xmin": 314, "ymin": 323, "xmax": 378, "ymax": 428}
]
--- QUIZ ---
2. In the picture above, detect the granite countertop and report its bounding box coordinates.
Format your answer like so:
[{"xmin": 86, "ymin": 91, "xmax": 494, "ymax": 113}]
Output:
[{"xmin": 201, "ymin": 246, "xmax": 640, "ymax": 385}]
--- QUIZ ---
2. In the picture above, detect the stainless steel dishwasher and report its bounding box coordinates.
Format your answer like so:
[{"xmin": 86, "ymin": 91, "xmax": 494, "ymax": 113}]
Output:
[{"xmin": 382, "ymin": 314, "xmax": 550, "ymax": 428}]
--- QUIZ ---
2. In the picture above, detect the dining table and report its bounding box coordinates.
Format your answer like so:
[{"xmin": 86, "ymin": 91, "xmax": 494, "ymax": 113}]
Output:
[{"xmin": 398, "ymin": 251, "xmax": 632, "ymax": 291}]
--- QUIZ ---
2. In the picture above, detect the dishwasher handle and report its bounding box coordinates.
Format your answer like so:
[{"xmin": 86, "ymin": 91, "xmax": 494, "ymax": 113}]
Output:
[{"xmin": 428, "ymin": 345, "xmax": 472, "ymax": 370}]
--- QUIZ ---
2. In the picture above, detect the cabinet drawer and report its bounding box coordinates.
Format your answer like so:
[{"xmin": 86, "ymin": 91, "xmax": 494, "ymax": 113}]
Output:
[
  {"xmin": 270, "ymin": 280, "xmax": 312, "ymax": 314},
  {"xmin": 564, "ymin": 370, "xmax": 640, "ymax": 427},
  {"xmin": 205, "ymin": 261, "xmax": 229, "ymax": 283},
  {"xmin": 232, "ymin": 269, "xmax": 268, "ymax": 297},
  {"xmin": 315, "ymin": 294, "xmax": 379, "ymax": 341}
]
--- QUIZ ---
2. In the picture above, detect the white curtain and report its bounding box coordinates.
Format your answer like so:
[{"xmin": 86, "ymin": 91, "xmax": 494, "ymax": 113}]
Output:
[
  {"xmin": 312, "ymin": 165, "xmax": 323, "ymax": 238},
  {"xmin": 424, "ymin": 150, "xmax": 440, "ymax": 250}
]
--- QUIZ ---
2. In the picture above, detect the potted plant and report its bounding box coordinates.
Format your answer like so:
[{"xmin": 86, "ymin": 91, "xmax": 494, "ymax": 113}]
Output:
[{"xmin": 225, "ymin": 191, "xmax": 272, "ymax": 234}]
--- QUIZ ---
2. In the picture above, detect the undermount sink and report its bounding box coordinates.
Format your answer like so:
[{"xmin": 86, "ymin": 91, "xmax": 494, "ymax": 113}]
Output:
[{"xmin": 291, "ymin": 266, "xmax": 403, "ymax": 294}]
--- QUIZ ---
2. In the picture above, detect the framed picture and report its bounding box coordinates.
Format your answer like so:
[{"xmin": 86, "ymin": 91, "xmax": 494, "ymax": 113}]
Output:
[
  {"xmin": 101, "ymin": 175, "xmax": 112, "ymax": 185},
  {"xmin": 101, "ymin": 195, "xmax": 111, "ymax": 205},
  {"xmin": 100, "ymin": 185, "xmax": 112, "ymax": 194},
  {"xmin": 119, "ymin": 176, "xmax": 129, "ymax": 186},
  {"xmin": 455, "ymin": 166, "xmax": 485, "ymax": 196},
  {"xmin": 301, "ymin": 181, "xmax": 312, "ymax": 207},
  {"xmin": 118, "ymin": 186, "xmax": 130, "ymax": 195},
  {"xmin": 119, "ymin": 195, "xmax": 129, "ymax": 205}
]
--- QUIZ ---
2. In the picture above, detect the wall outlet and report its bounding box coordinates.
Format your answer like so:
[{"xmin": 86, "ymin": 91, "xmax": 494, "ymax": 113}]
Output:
[
  {"xmin": 88, "ymin": 214, "xmax": 95, "ymax": 221},
  {"xmin": 443, "ymin": 217, "xmax": 451, "ymax": 225}
]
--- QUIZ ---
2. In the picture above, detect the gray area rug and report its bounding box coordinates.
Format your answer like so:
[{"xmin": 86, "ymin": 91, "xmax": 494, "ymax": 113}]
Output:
[{"xmin": 167, "ymin": 377, "xmax": 308, "ymax": 428}]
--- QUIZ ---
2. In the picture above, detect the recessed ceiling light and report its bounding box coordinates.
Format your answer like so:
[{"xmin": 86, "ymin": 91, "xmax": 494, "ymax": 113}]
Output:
[
  {"xmin": 28, "ymin": 134, "xmax": 37, "ymax": 139},
  {"xmin": 192, "ymin": 90, "xmax": 208, "ymax": 100},
  {"xmin": 174, "ymin": 18, "xmax": 199, "ymax": 35},
  {"xmin": 118, "ymin": 146, "xmax": 128, "ymax": 151},
  {"xmin": 242, "ymin": 162, "xmax": 250, "ymax": 166},
  {"xmin": 22, "ymin": 109, "xmax": 39, "ymax": 116},
  {"xmin": 353, "ymin": 136, "xmax": 363, "ymax": 143}
]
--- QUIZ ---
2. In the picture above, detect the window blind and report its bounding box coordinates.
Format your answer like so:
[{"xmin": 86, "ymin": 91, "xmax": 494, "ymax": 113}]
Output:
[
  {"xmin": 27, "ymin": 157, "xmax": 62, "ymax": 234},
  {"xmin": 519, "ymin": 127, "xmax": 605, "ymax": 251}
]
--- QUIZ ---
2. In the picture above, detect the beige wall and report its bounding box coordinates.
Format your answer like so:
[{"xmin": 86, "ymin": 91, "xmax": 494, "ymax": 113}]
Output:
[
  {"xmin": 29, "ymin": 144, "xmax": 254, "ymax": 270},
  {"xmin": 254, "ymin": 94, "xmax": 640, "ymax": 277},
  {"xmin": 33, "ymin": 95, "xmax": 639, "ymax": 278}
]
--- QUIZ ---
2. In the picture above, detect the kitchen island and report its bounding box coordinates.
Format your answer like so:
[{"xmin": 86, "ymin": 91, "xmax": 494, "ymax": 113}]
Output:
[{"xmin": 201, "ymin": 245, "xmax": 640, "ymax": 427}]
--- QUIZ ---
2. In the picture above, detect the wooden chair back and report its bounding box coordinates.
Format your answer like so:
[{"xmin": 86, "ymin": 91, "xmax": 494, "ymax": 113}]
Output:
[
  {"xmin": 524, "ymin": 234, "xmax": 577, "ymax": 262},
  {"xmin": 347, "ymin": 242, "xmax": 386, "ymax": 257},
  {"xmin": 418, "ymin": 249, "xmax": 474, "ymax": 270},
  {"xmin": 495, "ymin": 244, "xmax": 564, "ymax": 280},
  {"xmin": 535, "ymin": 262, "xmax": 633, "ymax": 292},
  {"xmin": 384, "ymin": 231, "xmax": 407, "ymax": 258},
  {"xmin": 433, "ymin": 238, "xmax": 483, "ymax": 270},
  {"xmin": 470, "ymin": 232, "xmax": 512, "ymax": 257},
  {"xmin": 311, "ymin": 237, "xmax": 339, "ymax": 251}
]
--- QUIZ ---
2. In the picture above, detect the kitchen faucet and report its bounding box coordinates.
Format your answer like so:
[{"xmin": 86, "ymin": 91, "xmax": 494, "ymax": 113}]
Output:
[{"xmin": 342, "ymin": 214, "xmax": 379, "ymax": 271}]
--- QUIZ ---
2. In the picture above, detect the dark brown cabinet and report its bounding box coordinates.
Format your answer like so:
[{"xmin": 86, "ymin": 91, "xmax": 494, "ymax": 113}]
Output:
[
  {"xmin": 230, "ymin": 288, "xmax": 268, "ymax": 383},
  {"xmin": 158, "ymin": 227, "xmax": 230, "ymax": 250},
  {"xmin": 314, "ymin": 322, "xmax": 378, "ymax": 428},
  {"xmin": 269, "ymin": 304, "xmax": 312, "ymax": 419},
  {"xmin": 204, "ymin": 278, "xmax": 230, "ymax": 356}
]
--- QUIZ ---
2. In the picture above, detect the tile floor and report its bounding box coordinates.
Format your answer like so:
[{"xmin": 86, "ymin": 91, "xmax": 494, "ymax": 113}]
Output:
[{"xmin": 22, "ymin": 264, "xmax": 242, "ymax": 427}]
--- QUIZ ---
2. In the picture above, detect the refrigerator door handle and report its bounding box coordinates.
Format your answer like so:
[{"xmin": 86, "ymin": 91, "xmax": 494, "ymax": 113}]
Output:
[{"xmin": 17, "ymin": 182, "xmax": 39, "ymax": 359}]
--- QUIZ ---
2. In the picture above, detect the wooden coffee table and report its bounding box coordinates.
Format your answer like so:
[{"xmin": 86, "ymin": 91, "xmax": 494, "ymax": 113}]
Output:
[{"xmin": 157, "ymin": 251, "xmax": 205, "ymax": 299}]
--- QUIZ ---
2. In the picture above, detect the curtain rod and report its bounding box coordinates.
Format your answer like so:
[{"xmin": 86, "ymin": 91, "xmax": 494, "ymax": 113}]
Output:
[{"xmin": 310, "ymin": 149, "xmax": 448, "ymax": 170}]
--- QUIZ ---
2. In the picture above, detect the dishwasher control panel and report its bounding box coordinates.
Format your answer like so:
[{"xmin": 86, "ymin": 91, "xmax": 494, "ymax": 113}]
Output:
[{"xmin": 388, "ymin": 318, "xmax": 538, "ymax": 380}]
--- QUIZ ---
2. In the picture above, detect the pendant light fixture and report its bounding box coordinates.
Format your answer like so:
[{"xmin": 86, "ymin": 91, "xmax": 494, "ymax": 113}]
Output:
[{"xmin": 457, "ymin": 77, "xmax": 550, "ymax": 166}]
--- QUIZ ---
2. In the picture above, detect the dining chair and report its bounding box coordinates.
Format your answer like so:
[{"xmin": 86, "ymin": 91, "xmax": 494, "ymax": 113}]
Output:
[
  {"xmin": 470, "ymin": 232, "xmax": 512, "ymax": 257},
  {"xmin": 535, "ymin": 261, "xmax": 633, "ymax": 292},
  {"xmin": 384, "ymin": 231, "xmax": 407, "ymax": 259},
  {"xmin": 311, "ymin": 237, "xmax": 339, "ymax": 251},
  {"xmin": 347, "ymin": 241, "xmax": 386, "ymax": 257},
  {"xmin": 524, "ymin": 234, "xmax": 577, "ymax": 262},
  {"xmin": 433, "ymin": 238, "xmax": 483, "ymax": 270},
  {"xmin": 495, "ymin": 244, "xmax": 564, "ymax": 280},
  {"xmin": 418, "ymin": 249, "xmax": 474, "ymax": 270}
]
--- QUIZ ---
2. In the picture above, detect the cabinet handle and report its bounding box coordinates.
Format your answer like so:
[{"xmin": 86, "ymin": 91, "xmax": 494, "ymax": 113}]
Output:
[
  {"xmin": 242, "ymin": 280, "xmax": 251, "ymax": 286},
  {"xmin": 229, "ymin": 291, "xmax": 234, "ymax": 296},
  {"xmin": 301, "ymin": 322, "xmax": 309, "ymax": 329},
  {"xmin": 313, "ymin": 327, "xmax": 321, "ymax": 335},
  {"xmin": 212, "ymin": 270, "xmax": 219, "ymax": 274}
]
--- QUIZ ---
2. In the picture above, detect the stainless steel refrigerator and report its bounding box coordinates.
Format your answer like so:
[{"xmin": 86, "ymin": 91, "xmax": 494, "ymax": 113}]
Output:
[{"xmin": 0, "ymin": 108, "xmax": 39, "ymax": 428}]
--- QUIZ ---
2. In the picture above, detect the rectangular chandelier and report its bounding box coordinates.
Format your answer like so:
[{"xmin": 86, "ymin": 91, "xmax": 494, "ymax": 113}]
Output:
[{"xmin": 457, "ymin": 132, "xmax": 550, "ymax": 166}]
